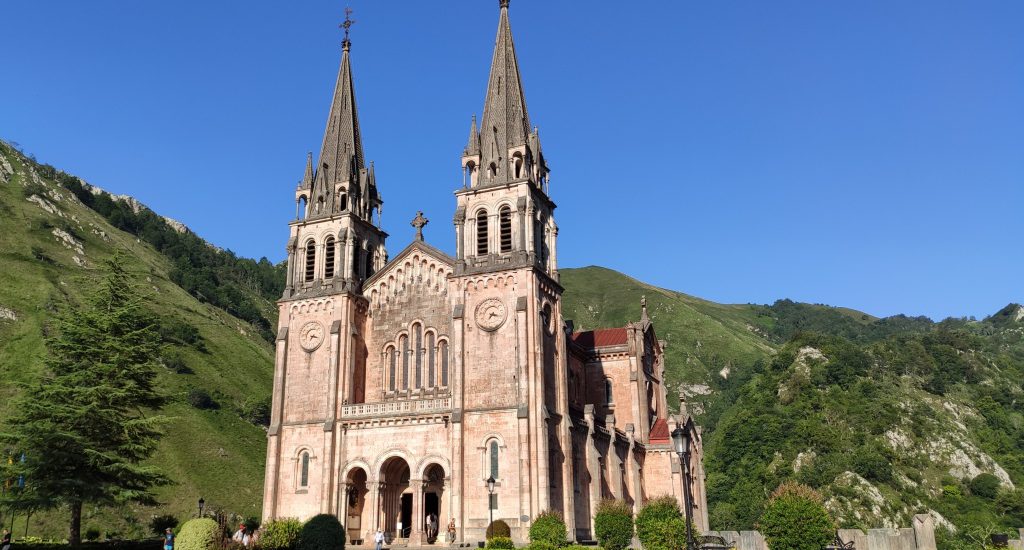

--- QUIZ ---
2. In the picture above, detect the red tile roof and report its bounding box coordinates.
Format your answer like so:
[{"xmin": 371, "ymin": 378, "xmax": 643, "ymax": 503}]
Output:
[
  {"xmin": 571, "ymin": 327, "xmax": 628, "ymax": 348},
  {"xmin": 649, "ymin": 418, "xmax": 669, "ymax": 443}
]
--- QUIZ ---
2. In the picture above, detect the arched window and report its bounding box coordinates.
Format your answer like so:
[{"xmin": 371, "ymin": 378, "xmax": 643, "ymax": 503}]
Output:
[
  {"xmin": 300, "ymin": 451, "xmax": 310, "ymax": 488},
  {"xmin": 440, "ymin": 340, "xmax": 449, "ymax": 387},
  {"xmin": 387, "ymin": 346, "xmax": 396, "ymax": 392},
  {"xmin": 304, "ymin": 240, "xmax": 316, "ymax": 282},
  {"xmin": 605, "ymin": 378, "xmax": 614, "ymax": 405},
  {"xmin": 316, "ymin": 197, "xmax": 324, "ymax": 214},
  {"xmin": 476, "ymin": 209, "xmax": 489, "ymax": 255},
  {"xmin": 489, "ymin": 440, "xmax": 499, "ymax": 479},
  {"xmin": 413, "ymin": 323, "xmax": 423, "ymax": 389},
  {"xmin": 488, "ymin": 162, "xmax": 498, "ymax": 181},
  {"xmin": 513, "ymin": 152, "xmax": 523, "ymax": 179},
  {"xmin": 499, "ymin": 206, "xmax": 512, "ymax": 253},
  {"xmin": 339, "ymin": 193, "xmax": 348, "ymax": 212},
  {"xmin": 400, "ymin": 335, "xmax": 409, "ymax": 390},
  {"xmin": 324, "ymin": 237, "xmax": 335, "ymax": 279},
  {"xmin": 427, "ymin": 332, "xmax": 436, "ymax": 388},
  {"xmin": 298, "ymin": 196, "xmax": 307, "ymax": 220}
]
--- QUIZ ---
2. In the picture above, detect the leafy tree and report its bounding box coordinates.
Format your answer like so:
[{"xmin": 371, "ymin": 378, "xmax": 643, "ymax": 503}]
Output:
[
  {"xmin": 757, "ymin": 482, "xmax": 834, "ymax": 550},
  {"xmin": 968, "ymin": 474, "xmax": 1001, "ymax": 500},
  {"xmin": 0, "ymin": 253, "xmax": 170, "ymax": 544}
]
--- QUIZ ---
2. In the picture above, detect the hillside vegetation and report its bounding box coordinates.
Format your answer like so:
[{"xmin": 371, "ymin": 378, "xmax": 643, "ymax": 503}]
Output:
[{"xmin": 2, "ymin": 142, "xmax": 1022, "ymax": 541}]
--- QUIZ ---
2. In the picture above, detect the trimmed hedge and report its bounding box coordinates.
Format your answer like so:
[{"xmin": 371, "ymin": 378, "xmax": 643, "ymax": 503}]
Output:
[
  {"xmin": 529, "ymin": 511, "xmax": 568, "ymax": 547},
  {"xmin": 259, "ymin": 518, "xmax": 303, "ymax": 550},
  {"xmin": 177, "ymin": 519, "xmax": 221, "ymax": 550},
  {"xmin": 635, "ymin": 496, "xmax": 688, "ymax": 550},
  {"xmin": 297, "ymin": 514, "xmax": 345, "ymax": 550},
  {"xmin": 486, "ymin": 520, "xmax": 512, "ymax": 540},
  {"xmin": 594, "ymin": 499, "xmax": 633, "ymax": 550},
  {"xmin": 757, "ymin": 482, "xmax": 835, "ymax": 550},
  {"xmin": 486, "ymin": 537, "xmax": 515, "ymax": 549}
]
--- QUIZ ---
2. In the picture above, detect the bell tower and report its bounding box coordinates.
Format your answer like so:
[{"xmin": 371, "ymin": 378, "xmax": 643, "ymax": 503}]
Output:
[{"xmin": 448, "ymin": 0, "xmax": 575, "ymax": 535}]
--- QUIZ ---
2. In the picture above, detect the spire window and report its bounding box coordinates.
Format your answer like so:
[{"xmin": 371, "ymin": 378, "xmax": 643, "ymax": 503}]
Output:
[
  {"xmin": 304, "ymin": 240, "xmax": 316, "ymax": 282},
  {"xmin": 512, "ymin": 152, "xmax": 523, "ymax": 179},
  {"xmin": 488, "ymin": 163, "xmax": 498, "ymax": 181},
  {"xmin": 324, "ymin": 237, "xmax": 336, "ymax": 279},
  {"xmin": 476, "ymin": 209, "xmax": 489, "ymax": 256},
  {"xmin": 499, "ymin": 206, "xmax": 513, "ymax": 253}
]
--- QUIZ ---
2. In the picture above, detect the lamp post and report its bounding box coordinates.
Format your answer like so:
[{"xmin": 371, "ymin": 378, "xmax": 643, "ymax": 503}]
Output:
[
  {"xmin": 198, "ymin": 497, "xmax": 205, "ymax": 519},
  {"xmin": 485, "ymin": 476, "xmax": 496, "ymax": 530},
  {"xmin": 671, "ymin": 422, "xmax": 695, "ymax": 550}
]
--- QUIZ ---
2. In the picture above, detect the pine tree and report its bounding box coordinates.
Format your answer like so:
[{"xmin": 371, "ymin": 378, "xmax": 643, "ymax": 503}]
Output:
[{"xmin": 0, "ymin": 252, "xmax": 170, "ymax": 544}]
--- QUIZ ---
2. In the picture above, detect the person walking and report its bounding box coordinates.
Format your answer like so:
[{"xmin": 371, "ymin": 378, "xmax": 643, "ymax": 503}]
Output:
[
  {"xmin": 163, "ymin": 528, "xmax": 174, "ymax": 550},
  {"xmin": 374, "ymin": 528, "xmax": 385, "ymax": 550},
  {"xmin": 2, "ymin": 529, "xmax": 12, "ymax": 550}
]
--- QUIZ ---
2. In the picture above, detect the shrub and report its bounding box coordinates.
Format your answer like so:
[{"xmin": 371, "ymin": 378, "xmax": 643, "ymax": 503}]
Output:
[
  {"xmin": 242, "ymin": 396, "xmax": 272, "ymax": 427},
  {"xmin": 525, "ymin": 543, "xmax": 558, "ymax": 550},
  {"xmin": 187, "ymin": 388, "xmax": 219, "ymax": 409},
  {"xmin": 150, "ymin": 514, "xmax": 180, "ymax": 536},
  {"xmin": 260, "ymin": 518, "xmax": 304, "ymax": 550},
  {"xmin": 757, "ymin": 482, "xmax": 835, "ymax": 550},
  {"xmin": 297, "ymin": 514, "xmax": 345, "ymax": 550},
  {"xmin": 486, "ymin": 536, "xmax": 515, "ymax": 549},
  {"xmin": 594, "ymin": 499, "xmax": 633, "ymax": 550},
  {"xmin": 177, "ymin": 518, "xmax": 222, "ymax": 550},
  {"xmin": 84, "ymin": 527, "xmax": 102, "ymax": 541},
  {"xmin": 968, "ymin": 473, "xmax": 1001, "ymax": 499},
  {"xmin": 487, "ymin": 520, "xmax": 512, "ymax": 540},
  {"xmin": 636, "ymin": 496, "xmax": 688, "ymax": 550},
  {"xmin": 529, "ymin": 511, "xmax": 568, "ymax": 547}
]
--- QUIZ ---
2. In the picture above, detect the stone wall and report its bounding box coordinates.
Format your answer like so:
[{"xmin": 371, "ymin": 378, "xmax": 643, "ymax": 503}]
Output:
[
  {"xmin": 706, "ymin": 514, "xmax": 941, "ymax": 550},
  {"xmin": 1009, "ymin": 528, "xmax": 1024, "ymax": 550}
]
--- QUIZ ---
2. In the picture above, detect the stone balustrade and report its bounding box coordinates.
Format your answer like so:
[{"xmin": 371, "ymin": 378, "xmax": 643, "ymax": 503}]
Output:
[{"xmin": 341, "ymin": 397, "xmax": 452, "ymax": 419}]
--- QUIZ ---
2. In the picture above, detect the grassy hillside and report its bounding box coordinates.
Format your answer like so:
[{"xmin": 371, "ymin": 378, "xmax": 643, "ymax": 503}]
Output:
[{"xmin": 0, "ymin": 143, "xmax": 274, "ymax": 537}]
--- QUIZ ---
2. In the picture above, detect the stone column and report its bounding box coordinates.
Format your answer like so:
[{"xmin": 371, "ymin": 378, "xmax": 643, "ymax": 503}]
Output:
[
  {"xmin": 913, "ymin": 514, "xmax": 937, "ymax": 550},
  {"xmin": 583, "ymin": 406, "xmax": 601, "ymax": 539},
  {"xmin": 412, "ymin": 479, "xmax": 424, "ymax": 544},
  {"xmin": 515, "ymin": 297, "xmax": 532, "ymax": 527},
  {"xmin": 263, "ymin": 327, "xmax": 290, "ymax": 521},
  {"xmin": 451, "ymin": 302, "xmax": 466, "ymax": 542}
]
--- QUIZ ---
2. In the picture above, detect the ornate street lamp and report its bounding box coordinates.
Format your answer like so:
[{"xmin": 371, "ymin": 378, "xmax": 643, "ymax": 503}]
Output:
[
  {"xmin": 485, "ymin": 476, "xmax": 496, "ymax": 529},
  {"xmin": 198, "ymin": 497, "xmax": 205, "ymax": 518},
  {"xmin": 671, "ymin": 423, "xmax": 695, "ymax": 550}
]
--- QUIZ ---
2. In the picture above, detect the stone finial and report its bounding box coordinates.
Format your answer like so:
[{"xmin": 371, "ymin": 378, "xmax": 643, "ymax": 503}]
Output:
[
  {"xmin": 340, "ymin": 7, "xmax": 355, "ymax": 50},
  {"xmin": 499, "ymin": 0, "xmax": 510, "ymax": 8},
  {"xmin": 678, "ymin": 387, "xmax": 689, "ymax": 417},
  {"xmin": 640, "ymin": 295, "xmax": 649, "ymax": 323},
  {"xmin": 411, "ymin": 211, "xmax": 429, "ymax": 241}
]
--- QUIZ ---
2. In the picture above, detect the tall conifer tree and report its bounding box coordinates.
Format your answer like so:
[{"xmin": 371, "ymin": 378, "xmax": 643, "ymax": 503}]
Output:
[{"xmin": 0, "ymin": 253, "xmax": 169, "ymax": 544}]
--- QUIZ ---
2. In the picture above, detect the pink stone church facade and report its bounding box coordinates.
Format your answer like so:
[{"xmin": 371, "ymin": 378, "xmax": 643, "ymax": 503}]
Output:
[{"xmin": 262, "ymin": 1, "xmax": 708, "ymax": 544}]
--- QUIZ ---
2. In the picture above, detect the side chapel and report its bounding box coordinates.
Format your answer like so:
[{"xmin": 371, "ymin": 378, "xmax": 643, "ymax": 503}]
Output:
[{"xmin": 262, "ymin": 1, "xmax": 709, "ymax": 543}]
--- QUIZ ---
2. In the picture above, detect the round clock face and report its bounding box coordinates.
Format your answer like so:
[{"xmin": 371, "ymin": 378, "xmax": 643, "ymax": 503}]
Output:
[
  {"xmin": 299, "ymin": 321, "xmax": 326, "ymax": 352},
  {"xmin": 475, "ymin": 298, "xmax": 507, "ymax": 332}
]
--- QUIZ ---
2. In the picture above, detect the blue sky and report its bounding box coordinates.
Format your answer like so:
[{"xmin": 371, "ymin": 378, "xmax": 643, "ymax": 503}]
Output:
[{"xmin": 2, "ymin": 1, "xmax": 1021, "ymax": 321}]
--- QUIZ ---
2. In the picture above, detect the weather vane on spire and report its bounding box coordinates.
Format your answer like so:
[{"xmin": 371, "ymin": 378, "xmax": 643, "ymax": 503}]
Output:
[{"xmin": 340, "ymin": 7, "xmax": 355, "ymax": 47}]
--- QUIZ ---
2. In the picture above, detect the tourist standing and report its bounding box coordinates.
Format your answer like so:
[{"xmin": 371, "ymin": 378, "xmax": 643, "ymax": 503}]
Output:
[
  {"xmin": 232, "ymin": 524, "xmax": 246, "ymax": 544},
  {"xmin": 447, "ymin": 519, "xmax": 456, "ymax": 543},
  {"xmin": 2, "ymin": 529, "xmax": 12, "ymax": 550},
  {"xmin": 163, "ymin": 528, "xmax": 174, "ymax": 550},
  {"xmin": 374, "ymin": 528, "xmax": 385, "ymax": 550}
]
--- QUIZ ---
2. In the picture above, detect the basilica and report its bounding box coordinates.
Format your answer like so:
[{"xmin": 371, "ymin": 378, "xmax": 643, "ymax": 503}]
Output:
[{"xmin": 261, "ymin": 1, "xmax": 708, "ymax": 543}]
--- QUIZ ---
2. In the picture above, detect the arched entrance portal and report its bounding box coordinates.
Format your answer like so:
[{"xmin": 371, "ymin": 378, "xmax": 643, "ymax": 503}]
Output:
[
  {"xmin": 342, "ymin": 468, "xmax": 367, "ymax": 544},
  {"xmin": 379, "ymin": 457, "xmax": 411, "ymax": 541},
  {"xmin": 422, "ymin": 463, "xmax": 446, "ymax": 544}
]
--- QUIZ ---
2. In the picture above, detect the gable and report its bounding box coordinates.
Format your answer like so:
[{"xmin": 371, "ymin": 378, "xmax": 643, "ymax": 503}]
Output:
[{"xmin": 363, "ymin": 240, "xmax": 455, "ymax": 311}]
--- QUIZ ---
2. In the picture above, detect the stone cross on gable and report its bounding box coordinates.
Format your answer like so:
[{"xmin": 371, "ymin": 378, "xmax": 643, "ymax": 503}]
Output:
[{"xmin": 411, "ymin": 211, "xmax": 429, "ymax": 241}]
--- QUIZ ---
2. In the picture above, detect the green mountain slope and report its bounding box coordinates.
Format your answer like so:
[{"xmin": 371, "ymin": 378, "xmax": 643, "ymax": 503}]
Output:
[{"xmin": 0, "ymin": 143, "xmax": 274, "ymax": 536}]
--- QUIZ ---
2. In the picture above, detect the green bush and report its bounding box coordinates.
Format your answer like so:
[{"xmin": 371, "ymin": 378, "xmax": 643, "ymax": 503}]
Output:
[
  {"xmin": 757, "ymin": 482, "xmax": 835, "ymax": 550},
  {"xmin": 260, "ymin": 518, "xmax": 304, "ymax": 550},
  {"xmin": 525, "ymin": 543, "xmax": 558, "ymax": 550},
  {"xmin": 150, "ymin": 514, "xmax": 180, "ymax": 536},
  {"xmin": 177, "ymin": 518, "xmax": 222, "ymax": 550},
  {"xmin": 84, "ymin": 528, "xmax": 102, "ymax": 541},
  {"xmin": 529, "ymin": 511, "xmax": 568, "ymax": 547},
  {"xmin": 636, "ymin": 496, "xmax": 688, "ymax": 550},
  {"xmin": 487, "ymin": 520, "xmax": 512, "ymax": 540},
  {"xmin": 968, "ymin": 473, "xmax": 1001, "ymax": 499},
  {"xmin": 297, "ymin": 514, "xmax": 345, "ymax": 550},
  {"xmin": 486, "ymin": 537, "xmax": 515, "ymax": 549},
  {"xmin": 594, "ymin": 499, "xmax": 633, "ymax": 550}
]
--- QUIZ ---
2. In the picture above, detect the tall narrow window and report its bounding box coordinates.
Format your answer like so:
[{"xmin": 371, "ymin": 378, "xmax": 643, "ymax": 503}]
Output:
[
  {"xmin": 440, "ymin": 340, "xmax": 449, "ymax": 387},
  {"xmin": 324, "ymin": 237, "xmax": 335, "ymax": 279},
  {"xmin": 351, "ymin": 241, "xmax": 360, "ymax": 280},
  {"xmin": 300, "ymin": 452, "xmax": 310, "ymax": 488},
  {"xmin": 413, "ymin": 324, "xmax": 423, "ymax": 389},
  {"xmin": 499, "ymin": 206, "xmax": 512, "ymax": 253},
  {"xmin": 513, "ymin": 153, "xmax": 523, "ymax": 179},
  {"xmin": 476, "ymin": 209, "xmax": 489, "ymax": 255},
  {"xmin": 605, "ymin": 378, "xmax": 614, "ymax": 405},
  {"xmin": 388, "ymin": 346, "xmax": 396, "ymax": 391},
  {"xmin": 364, "ymin": 249, "xmax": 373, "ymax": 280},
  {"xmin": 489, "ymin": 441, "xmax": 499, "ymax": 479},
  {"xmin": 339, "ymin": 193, "xmax": 347, "ymax": 211},
  {"xmin": 304, "ymin": 240, "xmax": 316, "ymax": 282},
  {"xmin": 427, "ymin": 332, "xmax": 436, "ymax": 388},
  {"xmin": 400, "ymin": 335, "xmax": 409, "ymax": 390}
]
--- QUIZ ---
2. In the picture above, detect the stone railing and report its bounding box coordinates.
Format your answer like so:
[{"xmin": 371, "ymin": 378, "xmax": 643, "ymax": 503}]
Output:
[
  {"xmin": 706, "ymin": 514, "xmax": 943, "ymax": 550},
  {"xmin": 341, "ymin": 397, "xmax": 452, "ymax": 419}
]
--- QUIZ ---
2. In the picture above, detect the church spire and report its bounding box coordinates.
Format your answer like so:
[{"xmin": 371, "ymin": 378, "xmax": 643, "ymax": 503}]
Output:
[{"xmin": 477, "ymin": 0, "xmax": 533, "ymax": 186}]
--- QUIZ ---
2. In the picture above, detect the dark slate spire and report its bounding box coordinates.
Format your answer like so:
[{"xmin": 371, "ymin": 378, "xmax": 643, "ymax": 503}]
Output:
[
  {"xmin": 299, "ymin": 152, "xmax": 314, "ymax": 190},
  {"xmin": 478, "ymin": 0, "xmax": 531, "ymax": 185},
  {"xmin": 464, "ymin": 115, "xmax": 480, "ymax": 156},
  {"xmin": 309, "ymin": 36, "xmax": 365, "ymax": 219}
]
